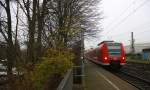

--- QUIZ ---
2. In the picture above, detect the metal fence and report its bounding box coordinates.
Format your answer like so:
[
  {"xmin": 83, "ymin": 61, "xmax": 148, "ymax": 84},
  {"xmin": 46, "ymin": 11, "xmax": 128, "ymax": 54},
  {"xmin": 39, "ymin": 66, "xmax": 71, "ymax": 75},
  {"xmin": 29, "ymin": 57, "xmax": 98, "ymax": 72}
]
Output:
[
  {"xmin": 73, "ymin": 60, "xmax": 85, "ymax": 84},
  {"xmin": 57, "ymin": 60, "xmax": 85, "ymax": 90},
  {"xmin": 57, "ymin": 69, "xmax": 73, "ymax": 90}
]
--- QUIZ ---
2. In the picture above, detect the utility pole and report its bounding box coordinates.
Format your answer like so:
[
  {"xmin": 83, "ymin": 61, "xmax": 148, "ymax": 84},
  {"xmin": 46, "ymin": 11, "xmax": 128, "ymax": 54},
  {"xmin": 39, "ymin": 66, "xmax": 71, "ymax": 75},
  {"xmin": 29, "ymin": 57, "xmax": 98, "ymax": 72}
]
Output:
[
  {"xmin": 131, "ymin": 32, "xmax": 135, "ymax": 54},
  {"xmin": 81, "ymin": 29, "xmax": 84, "ymax": 59}
]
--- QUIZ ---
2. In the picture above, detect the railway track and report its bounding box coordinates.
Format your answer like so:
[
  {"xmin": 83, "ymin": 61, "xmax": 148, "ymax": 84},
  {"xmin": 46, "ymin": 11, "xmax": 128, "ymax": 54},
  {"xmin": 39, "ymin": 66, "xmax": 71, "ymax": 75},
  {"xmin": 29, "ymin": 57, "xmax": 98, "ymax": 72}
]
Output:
[{"xmin": 113, "ymin": 69, "xmax": 150, "ymax": 90}]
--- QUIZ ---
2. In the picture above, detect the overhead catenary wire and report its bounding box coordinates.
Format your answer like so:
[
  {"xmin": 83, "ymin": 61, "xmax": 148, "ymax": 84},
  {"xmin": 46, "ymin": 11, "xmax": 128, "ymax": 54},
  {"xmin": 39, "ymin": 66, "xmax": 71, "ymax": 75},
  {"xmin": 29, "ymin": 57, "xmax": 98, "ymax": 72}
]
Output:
[
  {"xmin": 104, "ymin": 0, "xmax": 136, "ymax": 30},
  {"xmin": 111, "ymin": 28, "xmax": 150, "ymax": 39},
  {"xmin": 111, "ymin": 28, "xmax": 150, "ymax": 45},
  {"xmin": 109, "ymin": 22, "xmax": 150, "ymax": 37},
  {"xmin": 104, "ymin": 0, "xmax": 150, "ymax": 35},
  {"xmin": 102, "ymin": 21, "xmax": 150, "ymax": 42}
]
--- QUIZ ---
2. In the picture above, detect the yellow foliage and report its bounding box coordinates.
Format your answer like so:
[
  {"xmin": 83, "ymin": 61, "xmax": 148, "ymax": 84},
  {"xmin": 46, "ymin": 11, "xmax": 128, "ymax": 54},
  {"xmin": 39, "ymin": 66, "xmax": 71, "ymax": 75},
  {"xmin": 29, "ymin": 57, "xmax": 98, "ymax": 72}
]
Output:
[{"xmin": 32, "ymin": 48, "xmax": 74, "ymax": 90}]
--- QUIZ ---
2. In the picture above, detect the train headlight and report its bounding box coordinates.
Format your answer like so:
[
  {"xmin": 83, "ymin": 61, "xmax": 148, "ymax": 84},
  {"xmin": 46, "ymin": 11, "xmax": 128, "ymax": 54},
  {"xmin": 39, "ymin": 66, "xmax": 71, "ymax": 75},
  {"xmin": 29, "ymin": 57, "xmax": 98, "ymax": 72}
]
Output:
[
  {"xmin": 122, "ymin": 57, "xmax": 125, "ymax": 60},
  {"xmin": 104, "ymin": 57, "xmax": 108, "ymax": 60}
]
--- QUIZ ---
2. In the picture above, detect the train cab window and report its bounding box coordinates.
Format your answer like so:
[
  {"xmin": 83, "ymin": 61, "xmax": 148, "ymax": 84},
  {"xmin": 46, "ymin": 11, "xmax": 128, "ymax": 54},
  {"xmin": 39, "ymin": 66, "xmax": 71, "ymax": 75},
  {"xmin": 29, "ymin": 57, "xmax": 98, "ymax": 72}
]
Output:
[{"xmin": 107, "ymin": 43, "xmax": 121, "ymax": 56}]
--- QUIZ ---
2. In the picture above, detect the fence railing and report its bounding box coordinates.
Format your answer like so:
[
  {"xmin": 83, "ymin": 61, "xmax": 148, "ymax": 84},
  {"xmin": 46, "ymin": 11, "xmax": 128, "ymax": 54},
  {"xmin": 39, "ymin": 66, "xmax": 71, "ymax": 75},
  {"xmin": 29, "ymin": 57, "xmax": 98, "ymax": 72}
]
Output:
[
  {"xmin": 57, "ymin": 69, "xmax": 73, "ymax": 90},
  {"xmin": 73, "ymin": 60, "xmax": 85, "ymax": 84},
  {"xmin": 57, "ymin": 60, "xmax": 85, "ymax": 90}
]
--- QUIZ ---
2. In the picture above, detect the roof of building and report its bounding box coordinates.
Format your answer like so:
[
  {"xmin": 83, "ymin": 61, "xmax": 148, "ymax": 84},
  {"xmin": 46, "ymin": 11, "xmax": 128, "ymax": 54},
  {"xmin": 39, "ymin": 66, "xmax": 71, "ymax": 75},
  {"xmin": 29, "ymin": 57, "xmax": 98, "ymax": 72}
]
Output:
[
  {"xmin": 143, "ymin": 48, "xmax": 150, "ymax": 52},
  {"xmin": 125, "ymin": 43, "xmax": 150, "ymax": 54}
]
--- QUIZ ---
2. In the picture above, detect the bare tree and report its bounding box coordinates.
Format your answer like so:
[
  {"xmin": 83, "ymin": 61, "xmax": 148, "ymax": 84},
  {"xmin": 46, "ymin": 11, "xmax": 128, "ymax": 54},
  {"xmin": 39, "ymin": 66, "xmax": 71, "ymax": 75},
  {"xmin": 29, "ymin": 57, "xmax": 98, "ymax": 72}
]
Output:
[
  {"xmin": 0, "ymin": 0, "xmax": 102, "ymax": 88},
  {"xmin": 36, "ymin": 0, "xmax": 49, "ymax": 58},
  {"xmin": 0, "ymin": 0, "xmax": 15, "ymax": 88},
  {"xmin": 43, "ymin": 0, "xmax": 102, "ymax": 46}
]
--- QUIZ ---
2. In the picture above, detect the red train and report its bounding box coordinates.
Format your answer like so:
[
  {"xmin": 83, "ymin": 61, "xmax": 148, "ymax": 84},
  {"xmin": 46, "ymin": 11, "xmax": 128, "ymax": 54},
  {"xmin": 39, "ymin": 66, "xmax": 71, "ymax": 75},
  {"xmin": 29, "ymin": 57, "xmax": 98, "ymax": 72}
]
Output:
[{"xmin": 86, "ymin": 41, "xmax": 126, "ymax": 69}]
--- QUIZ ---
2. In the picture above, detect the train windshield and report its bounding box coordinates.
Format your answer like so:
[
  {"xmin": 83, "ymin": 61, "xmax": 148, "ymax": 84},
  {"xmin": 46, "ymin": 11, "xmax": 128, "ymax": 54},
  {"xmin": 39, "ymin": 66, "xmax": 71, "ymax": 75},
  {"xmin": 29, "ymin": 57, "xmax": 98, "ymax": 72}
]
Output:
[{"xmin": 107, "ymin": 43, "xmax": 121, "ymax": 56}]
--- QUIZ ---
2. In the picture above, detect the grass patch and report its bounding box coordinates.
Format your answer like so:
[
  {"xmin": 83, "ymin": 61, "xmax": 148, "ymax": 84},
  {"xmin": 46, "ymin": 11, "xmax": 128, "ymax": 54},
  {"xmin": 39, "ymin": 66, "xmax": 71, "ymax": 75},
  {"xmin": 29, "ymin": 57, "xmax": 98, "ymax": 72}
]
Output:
[{"xmin": 126, "ymin": 59, "xmax": 150, "ymax": 64}]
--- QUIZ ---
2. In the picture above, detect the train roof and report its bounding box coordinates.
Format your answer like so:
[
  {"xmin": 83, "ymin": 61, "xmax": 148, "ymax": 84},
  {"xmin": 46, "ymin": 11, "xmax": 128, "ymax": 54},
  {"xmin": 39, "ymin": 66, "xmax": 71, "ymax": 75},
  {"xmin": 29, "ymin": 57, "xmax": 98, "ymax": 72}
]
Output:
[
  {"xmin": 97, "ymin": 41, "xmax": 122, "ymax": 46},
  {"xmin": 97, "ymin": 41, "xmax": 114, "ymax": 46}
]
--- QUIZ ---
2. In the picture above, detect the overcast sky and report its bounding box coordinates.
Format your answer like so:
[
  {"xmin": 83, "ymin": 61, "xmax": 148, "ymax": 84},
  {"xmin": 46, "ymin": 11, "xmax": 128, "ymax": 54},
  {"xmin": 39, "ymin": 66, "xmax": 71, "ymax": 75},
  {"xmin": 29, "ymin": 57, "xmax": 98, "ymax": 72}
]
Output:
[{"xmin": 85, "ymin": 0, "xmax": 150, "ymax": 49}]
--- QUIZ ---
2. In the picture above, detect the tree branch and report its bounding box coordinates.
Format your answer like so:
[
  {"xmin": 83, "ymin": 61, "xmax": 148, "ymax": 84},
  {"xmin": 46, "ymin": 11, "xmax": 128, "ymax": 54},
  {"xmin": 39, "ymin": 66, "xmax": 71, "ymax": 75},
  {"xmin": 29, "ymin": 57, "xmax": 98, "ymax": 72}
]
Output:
[
  {"xmin": 0, "ymin": 21, "xmax": 8, "ymax": 42},
  {"xmin": 0, "ymin": 1, "xmax": 6, "ymax": 10},
  {"xmin": 17, "ymin": 1, "xmax": 28, "ymax": 17}
]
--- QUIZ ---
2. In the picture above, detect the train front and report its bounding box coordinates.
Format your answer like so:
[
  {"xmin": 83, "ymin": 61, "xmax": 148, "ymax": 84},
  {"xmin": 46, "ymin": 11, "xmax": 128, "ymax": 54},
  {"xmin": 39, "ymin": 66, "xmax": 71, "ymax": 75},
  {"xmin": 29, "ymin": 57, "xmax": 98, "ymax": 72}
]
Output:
[{"xmin": 105, "ymin": 42, "xmax": 126, "ymax": 69}]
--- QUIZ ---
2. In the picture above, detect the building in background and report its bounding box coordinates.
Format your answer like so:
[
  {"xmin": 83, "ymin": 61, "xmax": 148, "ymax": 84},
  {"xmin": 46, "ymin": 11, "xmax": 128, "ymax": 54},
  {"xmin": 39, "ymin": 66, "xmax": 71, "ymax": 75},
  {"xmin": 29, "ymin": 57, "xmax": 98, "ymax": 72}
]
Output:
[
  {"xmin": 125, "ymin": 43, "xmax": 150, "ymax": 54},
  {"xmin": 142, "ymin": 48, "xmax": 150, "ymax": 60}
]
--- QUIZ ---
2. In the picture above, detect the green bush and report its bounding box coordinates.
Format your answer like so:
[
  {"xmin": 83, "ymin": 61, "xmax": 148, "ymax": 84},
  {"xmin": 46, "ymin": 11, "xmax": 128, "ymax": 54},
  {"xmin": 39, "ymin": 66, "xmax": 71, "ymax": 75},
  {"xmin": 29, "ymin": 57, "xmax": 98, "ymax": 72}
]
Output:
[
  {"xmin": 32, "ymin": 48, "xmax": 74, "ymax": 90},
  {"xmin": 127, "ymin": 53, "xmax": 142, "ymax": 60}
]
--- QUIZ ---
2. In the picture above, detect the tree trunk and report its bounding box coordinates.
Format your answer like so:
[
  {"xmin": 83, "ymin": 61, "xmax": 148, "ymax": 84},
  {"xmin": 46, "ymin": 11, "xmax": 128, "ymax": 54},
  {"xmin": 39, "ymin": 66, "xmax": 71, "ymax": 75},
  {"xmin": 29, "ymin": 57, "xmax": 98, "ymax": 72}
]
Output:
[
  {"xmin": 5, "ymin": 0, "xmax": 15, "ymax": 89},
  {"xmin": 27, "ymin": 0, "xmax": 37, "ymax": 64},
  {"xmin": 36, "ymin": 0, "xmax": 47, "ymax": 59}
]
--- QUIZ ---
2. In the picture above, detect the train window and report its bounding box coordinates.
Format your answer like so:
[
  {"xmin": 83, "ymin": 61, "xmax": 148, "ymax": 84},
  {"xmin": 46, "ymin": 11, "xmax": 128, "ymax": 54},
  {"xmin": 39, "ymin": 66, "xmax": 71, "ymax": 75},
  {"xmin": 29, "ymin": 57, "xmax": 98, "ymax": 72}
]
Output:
[
  {"xmin": 108, "ymin": 46, "xmax": 121, "ymax": 49},
  {"xmin": 107, "ymin": 43, "xmax": 121, "ymax": 56}
]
